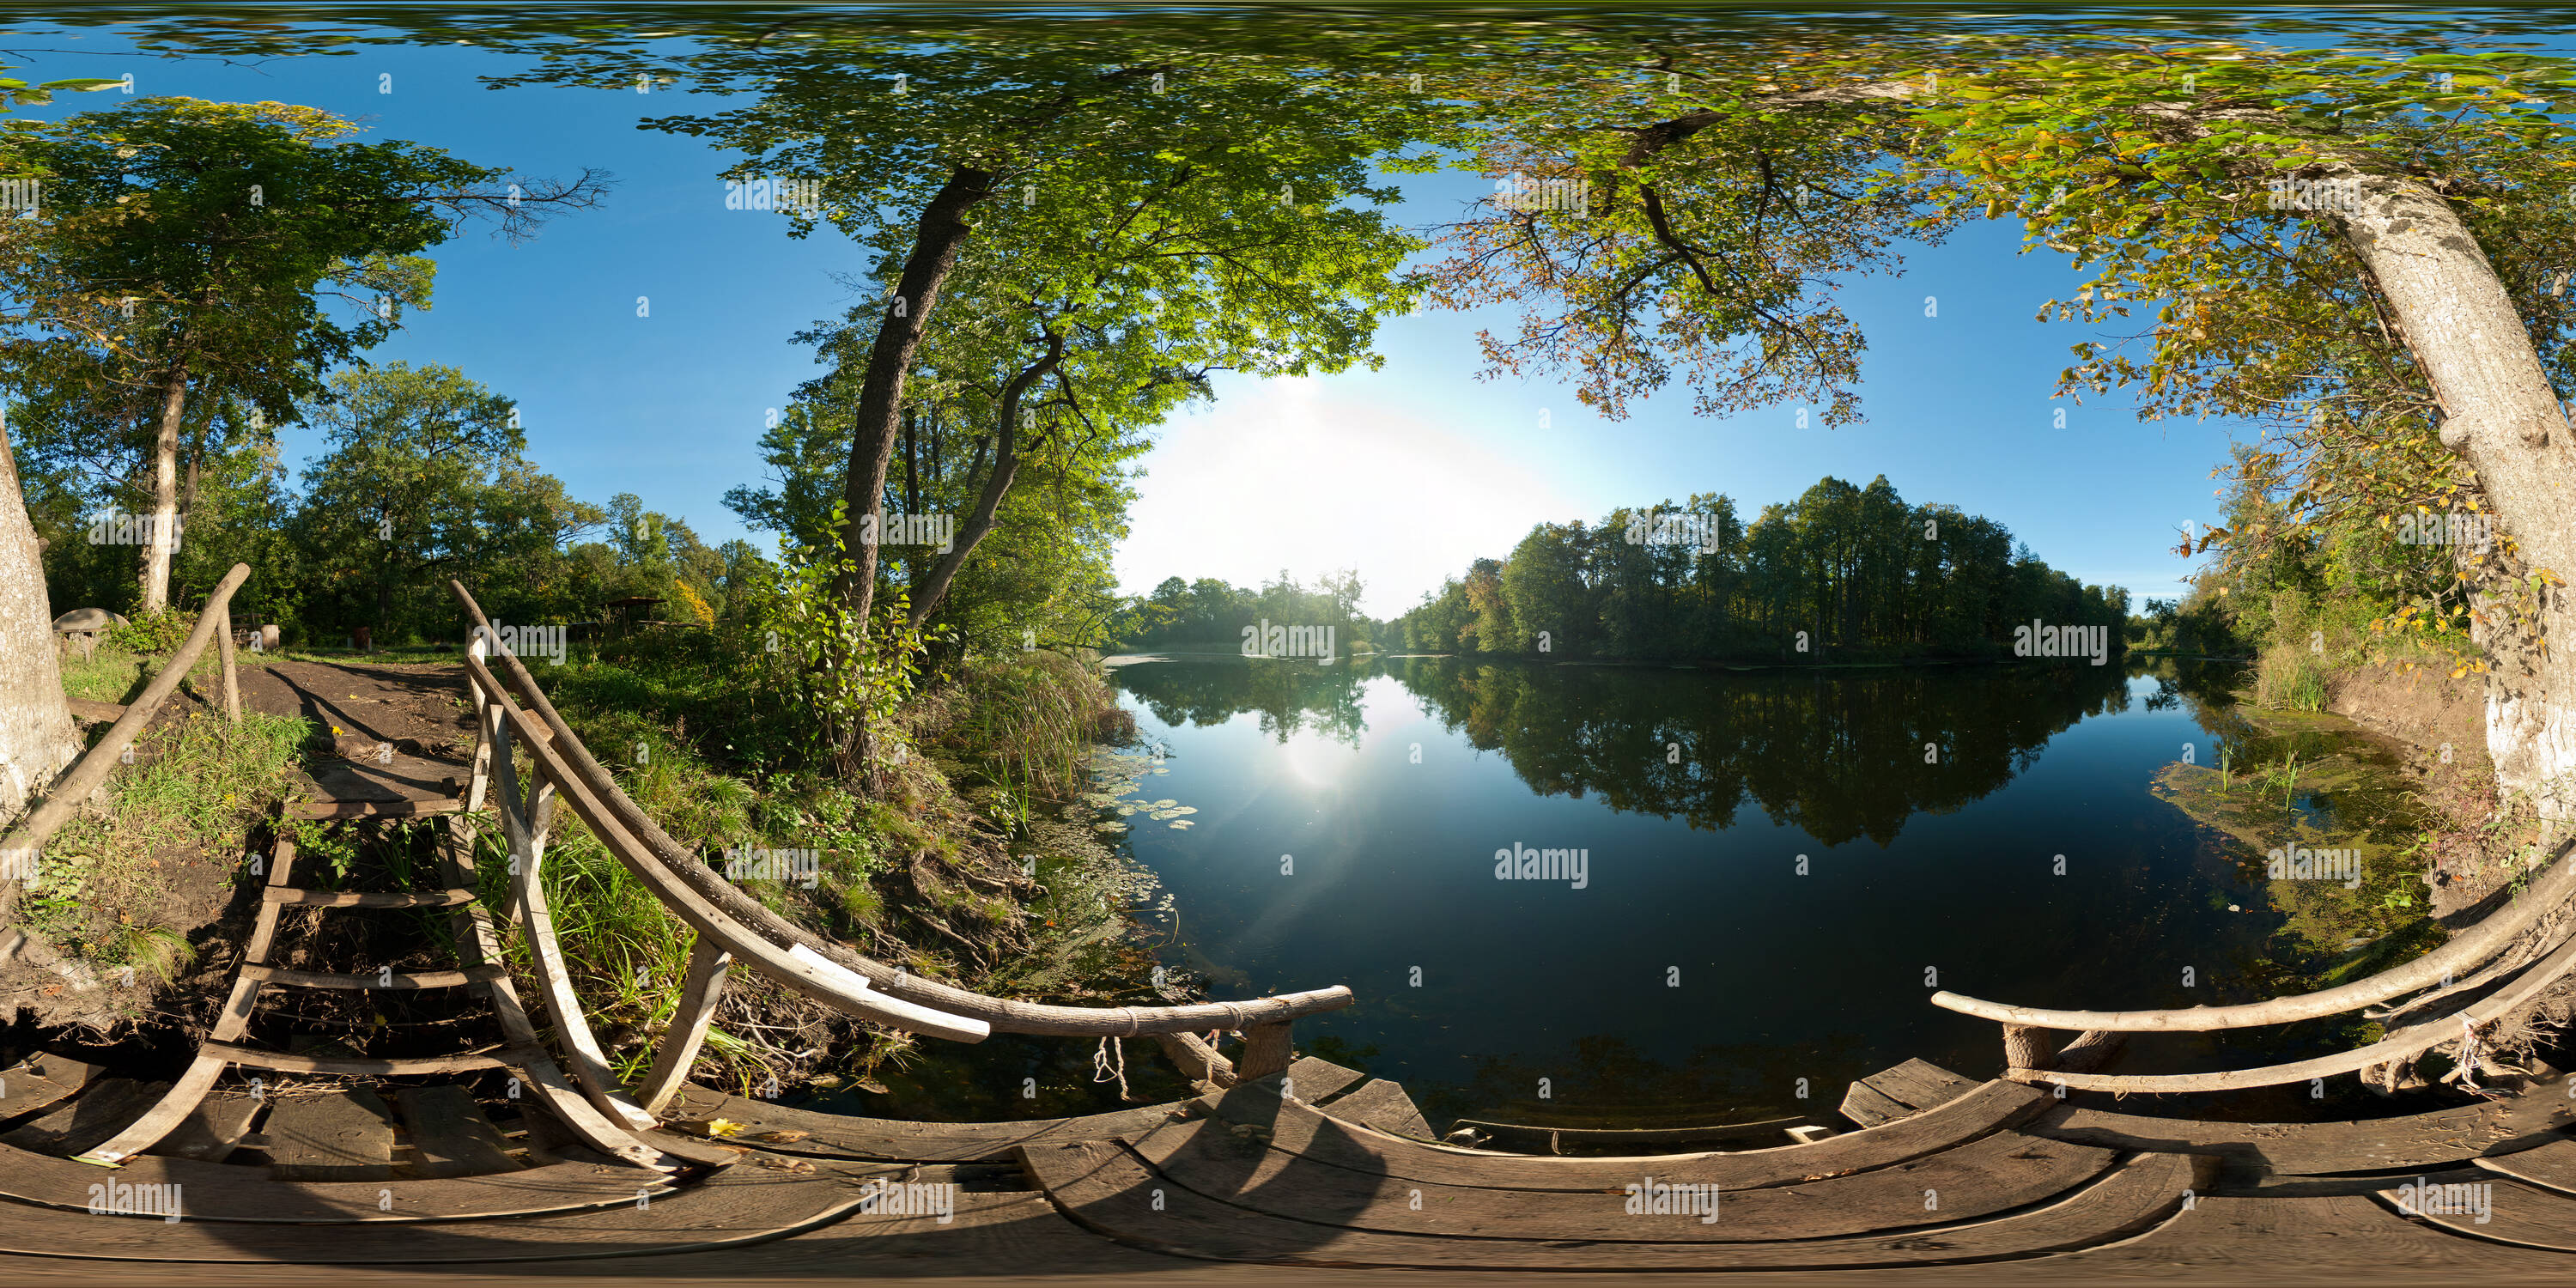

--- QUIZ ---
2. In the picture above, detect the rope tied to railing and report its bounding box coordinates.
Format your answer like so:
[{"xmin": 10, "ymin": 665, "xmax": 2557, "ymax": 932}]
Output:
[{"xmin": 1092, "ymin": 1036, "xmax": 1131, "ymax": 1101}]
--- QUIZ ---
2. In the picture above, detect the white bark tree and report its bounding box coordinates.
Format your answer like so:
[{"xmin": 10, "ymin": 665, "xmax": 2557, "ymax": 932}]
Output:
[{"xmin": 0, "ymin": 423, "xmax": 80, "ymax": 825}]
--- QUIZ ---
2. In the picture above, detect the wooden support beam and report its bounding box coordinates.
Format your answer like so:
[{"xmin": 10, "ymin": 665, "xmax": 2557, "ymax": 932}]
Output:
[
  {"xmin": 2002, "ymin": 1024, "xmax": 2055, "ymax": 1074},
  {"xmin": 636, "ymin": 935, "xmax": 732, "ymax": 1115},
  {"xmin": 1153, "ymin": 1030, "xmax": 1236, "ymax": 1091},
  {"xmin": 216, "ymin": 604, "xmax": 240, "ymax": 723},
  {"xmin": 1236, "ymin": 1022, "xmax": 1294, "ymax": 1081}
]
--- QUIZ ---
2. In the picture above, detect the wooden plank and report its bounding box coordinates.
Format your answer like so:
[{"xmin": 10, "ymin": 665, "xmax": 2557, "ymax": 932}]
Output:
[
  {"xmin": 2033, "ymin": 1086, "xmax": 2576, "ymax": 1176},
  {"xmin": 0, "ymin": 1139, "xmax": 670, "ymax": 1221},
  {"xmin": 2379, "ymin": 1172, "xmax": 2576, "ymax": 1251},
  {"xmin": 622, "ymin": 1188, "xmax": 1202, "ymax": 1277},
  {"xmin": 264, "ymin": 1089, "xmax": 397, "ymax": 1182},
  {"xmin": 286, "ymin": 797, "xmax": 465, "ymax": 820},
  {"xmin": 1840, "ymin": 1078, "xmax": 1914, "ymax": 1128},
  {"xmin": 1018, "ymin": 1138, "xmax": 2211, "ymax": 1269},
  {"xmin": 1449, "ymin": 1115, "xmax": 1807, "ymax": 1154},
  {"xmin": 665, "ymin": 1086, "xmax": 1190, "ymax": 1163},
  {"xmin": 1865, "ymin": 1057, "xmax": 1981, "ymax": 1111},
  {"xmin": 0, "ymin": 1063, "xmax": 88, "ymax": 1124},
  {"xmin": 2015, "ymin": 1193, "xmax": 2576, "ymax": 1280},
  {"xmin": 203, "ymin": 1041, "xmax": 518, "ymax": 1077},
  {"xmin": 0, "ymin": 1164, "xmax": 856, "ymax": 1259},
  {"xmin": 1, "ymin": 1078, "xmax": 169, "ymax": 1157},
  {"xmin": 147, "ymin": 1093, "xmax": 261, "ymax": 1162},
  {"xmin": 1201, "ymin": 1077, "xmax": 2052, "ymax": 1194},
  {"xmin": 2481, "ymin": 1137, "xmax": 2576, "ymax": 1197},
  {"xmin": 395, "ymin": 1084, "xmax": 520, "ymax": 1179},
  {"xmin": 1123, "ymin": 1112, "xmax": 2118, "ymax": 1242},
  {"xmin": 242, "ymin": 963, "xmax": 505, "ymax": 990},
  {"xmin": 1279, "ymin": 1055, "xmax": 1366, "ymax": 1106},
  {"xmin": 1318, "ymin": 1078, "xmax": 1433, "ymax": 1140},
  {"xmin": 263, "ymin": 887, "xmax": 475, "ymax": 908}
]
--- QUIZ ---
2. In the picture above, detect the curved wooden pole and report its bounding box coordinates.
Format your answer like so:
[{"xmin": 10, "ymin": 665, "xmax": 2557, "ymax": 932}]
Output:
[
  {"xmin": 459, "ymin": 651, "xmax": 989, "ymax": 1042},
  {"xmin": 2018, "ymin": 931, "xmax": 2576, "ymax": 1093},
  {"xmin": 3, "ymin": 563, "xmax": 251, "ymax": 922},
  {"xmin": 636, "ymin": 935, "xmax": 731, "ymax": 1115},
  {"xmin": 1936, "ymin": 834, "xmax": 2576, "ymax": 1033},
  {"xmin": 488, "ymin": 698, "xmax": 658, "ymax": 1131},
  {"xmin": 447, "ymin": 579, "xmax": 1356, "ymax": 1038}
]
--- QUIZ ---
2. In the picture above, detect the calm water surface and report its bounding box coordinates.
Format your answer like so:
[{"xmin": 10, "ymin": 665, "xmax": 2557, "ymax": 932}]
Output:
[{"xmin": 1109, "ymin": 654, "xmax": 2313, "ymax": 1127}]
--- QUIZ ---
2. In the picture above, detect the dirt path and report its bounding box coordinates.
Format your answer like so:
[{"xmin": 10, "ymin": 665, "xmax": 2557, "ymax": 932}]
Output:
[{"xmin": 234, "ymin": 659, "xmax": 478, "ymax": 763}]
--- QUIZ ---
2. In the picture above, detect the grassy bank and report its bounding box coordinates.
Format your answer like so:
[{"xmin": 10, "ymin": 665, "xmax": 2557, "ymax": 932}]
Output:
[
  {"xmin": 4, "ymin": 704, "xmax": 305, "ymax": 1027},
  {"xmin": 489, "ymin": 633, "xmax": 1176, "ymax": 1106}
]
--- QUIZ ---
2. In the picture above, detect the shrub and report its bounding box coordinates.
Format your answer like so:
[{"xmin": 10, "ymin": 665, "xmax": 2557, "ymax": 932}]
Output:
[{"xmin": 103, "ymin": 608, "xmax": 192, "ymax": 654}]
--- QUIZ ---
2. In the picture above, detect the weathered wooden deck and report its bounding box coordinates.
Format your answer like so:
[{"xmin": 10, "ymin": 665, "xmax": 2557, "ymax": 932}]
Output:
[{"xmin": 7, "ymin": 1048, "xmax": 2576, "ymax": 1279}]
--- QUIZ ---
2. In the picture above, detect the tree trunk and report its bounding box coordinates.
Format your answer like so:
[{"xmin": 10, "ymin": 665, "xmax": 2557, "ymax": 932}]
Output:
[
  {"xmin": 2330, "ymin": 172, "xmax": 2576, "ymax": 821},
  {"xmin": 908, "ymin": 335, "xmax": 1065, "ymax": 627},
  {"xmin": 833, "ymin": 165, "xmax": 996, "ymax": 619},
  {"xmin": 139, "ymin": 358, "xmax": 189, "ymax": 613},
  {"xmin": 0, "ymin": 425, "xmax": 82, "ymax": 827}
]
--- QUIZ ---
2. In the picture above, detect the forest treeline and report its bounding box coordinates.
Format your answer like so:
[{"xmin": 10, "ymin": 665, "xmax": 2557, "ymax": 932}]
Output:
[
  {"xmin": 1389, "ymin": 475, "xmax": 2130, "ymax": 663},
  {"xmin": 1110, "ymin": 569, "xmax": 1387, "ymax": 653}
]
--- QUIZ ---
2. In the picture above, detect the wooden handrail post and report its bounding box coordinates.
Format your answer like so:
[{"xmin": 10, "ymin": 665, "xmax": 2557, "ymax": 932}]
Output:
[
  {"xmin": 2002, "ymin": 1024, "xmax": 2055, "ymax": 1074},
  {"xmin": 216, "ymin": 603, "xmax": 240, "ymax": 723},
  {"xmin": 1236, "ymin": 1020, "xmax": 1294, "ymax": 1081}
]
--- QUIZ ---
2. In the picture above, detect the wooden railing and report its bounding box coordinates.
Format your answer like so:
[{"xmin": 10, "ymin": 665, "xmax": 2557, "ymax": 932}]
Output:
[
  {"xmin": 1932, "ymin": 835, "xmax": 2576, "ymax": 1093},
  {"xmin": 2, "ymin": 563, "xmax": 251, "ymax": 975},
  {"xmin": 447, "ymin": 580, "xmax": 1352, "ymax": 1111}
]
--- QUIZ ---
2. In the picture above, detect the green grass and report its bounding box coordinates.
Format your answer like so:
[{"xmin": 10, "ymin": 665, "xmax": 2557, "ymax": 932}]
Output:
[{"xmin": 20, "ymin": 708, "xmax": 306, "ymax": 976}]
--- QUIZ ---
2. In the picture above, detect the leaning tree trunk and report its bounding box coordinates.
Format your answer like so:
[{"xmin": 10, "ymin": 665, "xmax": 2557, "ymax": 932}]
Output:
[
  {"xmin": 2330, "ymin": 170, "xmax": 2576, "ymax": 822},
  {"xmin": 833, "ymin": 165, "xmax": 996, "ymax": 620},
  {"xmin": 139, "ymin": 357, "xmax": 188, "ymax": 614},
  {"xmin": 0, "ymin": 426, "xmax": 82, "ymax": 826},
  {"xmin": 907, "ymin": 332, "xmax": 1065, "ymax": 627}
]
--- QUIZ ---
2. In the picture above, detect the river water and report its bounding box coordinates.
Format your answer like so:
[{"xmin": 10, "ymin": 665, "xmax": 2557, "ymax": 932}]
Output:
[{"xmin": 1106, "ymin": 653, "xmax": 2388, "ymax": 1129}]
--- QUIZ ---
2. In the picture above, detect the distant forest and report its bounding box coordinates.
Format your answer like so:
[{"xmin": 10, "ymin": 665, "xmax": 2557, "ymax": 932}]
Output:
[
  {"xmin": 1111, "ymin": 568, "xmax": 1388, "ymax": 653},
  {"xmin": 1392, "ymin": 475, "xmax": 2130, "ymax": 662}
]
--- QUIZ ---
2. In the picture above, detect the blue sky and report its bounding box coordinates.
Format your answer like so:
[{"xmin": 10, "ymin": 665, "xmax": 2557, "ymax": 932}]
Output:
[{"xmin": 15, "ymin": 29, "xmax": 2244, "ymax": 617}]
